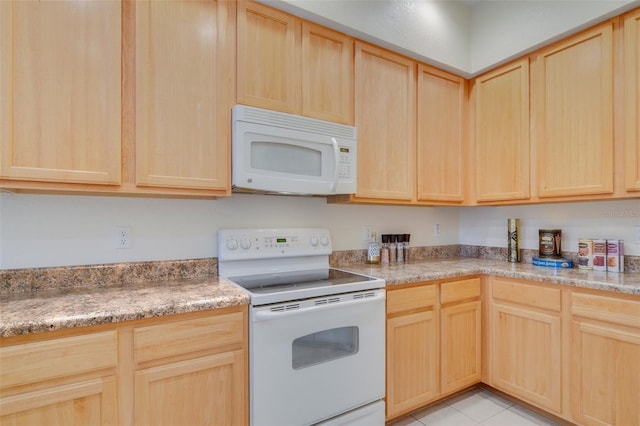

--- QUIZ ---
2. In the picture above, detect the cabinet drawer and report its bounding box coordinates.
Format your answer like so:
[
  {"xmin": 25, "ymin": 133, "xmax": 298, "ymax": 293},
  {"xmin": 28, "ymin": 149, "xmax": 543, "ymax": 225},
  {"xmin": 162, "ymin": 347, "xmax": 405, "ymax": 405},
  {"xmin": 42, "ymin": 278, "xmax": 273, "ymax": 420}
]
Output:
[
  {"xmin": 387, "ymin": 284, "xmax": 437, "ymax": 316},
  {"xmin": 134, "ymin": 311, "xmax": 244, "ymax": 363},
  {"xmin": 0, "ymin": 331, "xmax": 117, "ymax": 389},
  {"xmin": 571, "ymin": 292, "xmax": 640, "ymax": 328},
  {"xmin": 492, "ymin": 278, "xmax": 561, "ymax": 311},
  {"xmin": 440, "ymin": 278, "xmax": 481, "ymax": 305}
]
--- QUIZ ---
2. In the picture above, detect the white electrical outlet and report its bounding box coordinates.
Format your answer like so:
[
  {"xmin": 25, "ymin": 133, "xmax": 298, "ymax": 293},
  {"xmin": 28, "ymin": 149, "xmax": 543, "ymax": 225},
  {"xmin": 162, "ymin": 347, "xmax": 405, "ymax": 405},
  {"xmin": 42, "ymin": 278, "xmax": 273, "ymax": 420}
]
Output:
[
  {"xmin": 115, "ymin": 226, "xmax": 132, "ymax": 249},
  {"xmin": 434, "ymin": 224, "xmax": 441, "ymax": 238},
  {"xmin": 363, "ymin": 226, "xmax": 373, "ymax": 241}
]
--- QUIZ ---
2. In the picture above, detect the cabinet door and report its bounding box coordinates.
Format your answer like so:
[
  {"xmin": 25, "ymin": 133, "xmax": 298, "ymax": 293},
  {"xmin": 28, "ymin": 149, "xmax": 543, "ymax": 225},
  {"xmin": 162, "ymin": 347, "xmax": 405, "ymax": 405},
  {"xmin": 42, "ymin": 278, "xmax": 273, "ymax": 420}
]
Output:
[
  {"xmin": 135, "ymin": 350, "xmax": 246, "ymax": 426},
  {"xmin": 625, "ymin": 9, "xmax": 640, "ymax": 192},
  {"xmin": 355, "ymin": 43, "xmax": 416, "ymax": 201},
  {"xmin": 386, "ymin": 310, "xmax": 438, "ymax": 419},
  {"xmin": 0, "ymin": 376, "xmax": 118, "ymax": 425},
  {"xmin": 472, "ymin": 58, "xmax": 530, "ymax": 202},
  {"xmin": 441, "ymin": 300, "xmax": 481, "ymax": 395},
  {"xmin": 417, "ymin": 65, "xmax": 466, "ymax": 203},
  {"xmin": 135, "ymin": 0, "xmax": 232, "ymax": 190},
  {"xmin": 533, "ymin": 22, "xmax": 614, "ymax": 197},
  {"xmin": 236, "ymin": 1, "xmax": 300, "ymax": 113},
  {"xmin": 569, "ymin": 292, "xmax": 640, "ymax": 426},
  {"xmin": 0, "ymin": 1, "xmax": 121, "ymax": 184},
  {"xmin": 570, "ymin": 321, "xmax": 640, "ymax": 426},
  {"xmin": 491, "ymin": 303, "xmax": 562, "ymax": 414},
  {"xmin": 302, "ymin": 23, "xmax": 354, "ymax": 125}
]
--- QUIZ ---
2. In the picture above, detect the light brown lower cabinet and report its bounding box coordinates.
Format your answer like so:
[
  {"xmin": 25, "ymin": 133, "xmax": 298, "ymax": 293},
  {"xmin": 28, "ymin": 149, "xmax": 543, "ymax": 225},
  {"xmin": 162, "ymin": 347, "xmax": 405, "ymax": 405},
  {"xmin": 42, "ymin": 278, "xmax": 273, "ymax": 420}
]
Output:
[
  {"xmin": 0, "ymin": 306, "xmax": 248, "ymax": 426},
  {"xmin": 488, "ymin": 277, "xmax": 562, "ymax": 414},
  {"xmin": 385, "ymin": 277, "xmax": 482, "ymax": 421},
  {"xmin": 569, "ymin": 292, "xmax": 640, "ymax": 426},
  {"xmin": 388, "ymin": 275, "xmax": 639, "ymax": 426},
  {"xmin": 0, "ymin": 331, "xmax": 119, "ymax": 424}
]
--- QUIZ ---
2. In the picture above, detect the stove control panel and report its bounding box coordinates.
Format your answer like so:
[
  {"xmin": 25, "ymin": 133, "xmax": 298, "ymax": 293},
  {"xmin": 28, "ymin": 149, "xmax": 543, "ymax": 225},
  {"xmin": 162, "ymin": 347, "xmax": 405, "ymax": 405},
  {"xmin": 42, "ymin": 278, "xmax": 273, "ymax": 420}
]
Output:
[{"xmin": 218, "ymin": 227, "xmax": 332, "ymax": 261}]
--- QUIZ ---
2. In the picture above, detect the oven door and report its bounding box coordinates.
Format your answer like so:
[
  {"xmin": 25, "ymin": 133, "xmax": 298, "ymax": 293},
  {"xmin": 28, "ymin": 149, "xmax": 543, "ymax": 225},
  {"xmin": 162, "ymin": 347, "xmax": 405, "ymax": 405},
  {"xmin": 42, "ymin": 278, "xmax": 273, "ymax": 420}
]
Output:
[{"xmin": 249, "ymin": 289, "xmax": 385, "ymax": 426}]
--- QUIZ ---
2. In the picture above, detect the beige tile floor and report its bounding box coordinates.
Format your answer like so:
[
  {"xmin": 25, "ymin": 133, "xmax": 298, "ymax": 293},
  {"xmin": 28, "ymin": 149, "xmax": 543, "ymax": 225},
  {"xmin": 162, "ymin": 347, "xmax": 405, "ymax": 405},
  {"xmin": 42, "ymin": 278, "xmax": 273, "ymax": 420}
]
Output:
[{"xmin": 388, "ymin": 388, "xmax": 561, "ymax": 426}]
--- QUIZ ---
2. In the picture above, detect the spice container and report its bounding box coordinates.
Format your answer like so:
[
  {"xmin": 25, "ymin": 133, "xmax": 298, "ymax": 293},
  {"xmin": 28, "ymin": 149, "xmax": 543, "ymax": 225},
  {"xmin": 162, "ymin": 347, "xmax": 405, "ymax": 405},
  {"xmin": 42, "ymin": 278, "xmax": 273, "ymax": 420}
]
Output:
[
  {"xmin": 396, "ymin": 234, "xmax": 404, "ymax": 262},
  {"xmin": 366, "ymin": 233, "xmax": 380, "ymax": 264},
  {"xmin": 389, "ymin": 234, "xmax": 397, "ymax": 262},
  {"xmin": 380, "ymin": 235, "xmax": 390, "ymax": 264},
  {"xmin": 403, "ymin": 234, "xmax": 411, "ymax": 262},
  {"xmin": 507, "ymin": 219, "xmax": 520, "ymax": 262}
]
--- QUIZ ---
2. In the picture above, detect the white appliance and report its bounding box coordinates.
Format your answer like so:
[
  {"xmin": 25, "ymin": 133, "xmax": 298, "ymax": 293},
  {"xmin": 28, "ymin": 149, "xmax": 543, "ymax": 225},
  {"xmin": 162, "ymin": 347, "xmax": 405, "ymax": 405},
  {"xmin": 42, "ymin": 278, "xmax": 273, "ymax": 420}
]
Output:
[
  {"xmin": 232, "ymin": 105, "xmax": 357, "ymax": 195},
  {"xmin": 218, "ymin": 227, "xmax": 385, "ymax": 426}
]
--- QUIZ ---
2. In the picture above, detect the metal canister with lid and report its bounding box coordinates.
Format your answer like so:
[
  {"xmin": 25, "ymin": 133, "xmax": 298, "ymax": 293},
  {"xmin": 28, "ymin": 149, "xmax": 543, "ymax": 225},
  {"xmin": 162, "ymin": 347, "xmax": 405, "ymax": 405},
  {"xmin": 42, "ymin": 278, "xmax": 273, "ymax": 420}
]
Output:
[
  {"xmin": 578, "ymin": 238, "xmax": 593, "ymax": 269},
  {"xmin": 539, "ymin": 229, "xmax": 562, "ymax": 258}
]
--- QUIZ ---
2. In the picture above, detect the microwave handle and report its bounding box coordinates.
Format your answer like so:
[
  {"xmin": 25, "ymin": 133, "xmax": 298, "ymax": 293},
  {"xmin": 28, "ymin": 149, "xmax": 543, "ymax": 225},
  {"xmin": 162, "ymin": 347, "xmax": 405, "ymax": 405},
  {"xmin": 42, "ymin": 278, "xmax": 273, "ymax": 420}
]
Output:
[{"xmin": 330, "ymin": 137, "xmax": 339, "ymax": 193}]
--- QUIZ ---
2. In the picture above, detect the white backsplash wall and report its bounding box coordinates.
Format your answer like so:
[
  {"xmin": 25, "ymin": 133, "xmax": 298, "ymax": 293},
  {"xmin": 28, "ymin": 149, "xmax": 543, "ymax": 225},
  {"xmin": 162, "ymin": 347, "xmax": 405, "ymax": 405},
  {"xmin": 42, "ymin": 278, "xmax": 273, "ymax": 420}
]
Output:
[
  {"xmin": 0, "ymin": 192, "xmax": 459, "ymax": 269},
  {"xmin": 2, "ymin": 193, "xmax": 638, "ymax": 269},
  {"xmin": 459, "ymin": 200, "xmax": 640, "ymax": 257}
]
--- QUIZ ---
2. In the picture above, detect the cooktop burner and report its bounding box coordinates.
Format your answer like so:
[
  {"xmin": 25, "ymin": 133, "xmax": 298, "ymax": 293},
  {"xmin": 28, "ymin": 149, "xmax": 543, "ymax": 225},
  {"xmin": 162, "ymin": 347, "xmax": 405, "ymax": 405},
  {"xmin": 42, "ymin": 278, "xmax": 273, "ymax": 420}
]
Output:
[{"xmin": 217, "ymin": 228, "xmax": 385, "ymax": 306}]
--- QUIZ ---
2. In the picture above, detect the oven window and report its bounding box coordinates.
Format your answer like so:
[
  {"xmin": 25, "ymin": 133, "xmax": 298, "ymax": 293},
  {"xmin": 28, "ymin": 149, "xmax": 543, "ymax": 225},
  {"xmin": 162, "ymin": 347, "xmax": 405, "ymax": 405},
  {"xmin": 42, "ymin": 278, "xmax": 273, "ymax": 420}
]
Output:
[
  {"xmin": 251, "ymin": 141, "xmax": 322, "ymax": 176},
  {"xmin": 292, "ymin": 326, "xmax": 359, "ymax": 370}
]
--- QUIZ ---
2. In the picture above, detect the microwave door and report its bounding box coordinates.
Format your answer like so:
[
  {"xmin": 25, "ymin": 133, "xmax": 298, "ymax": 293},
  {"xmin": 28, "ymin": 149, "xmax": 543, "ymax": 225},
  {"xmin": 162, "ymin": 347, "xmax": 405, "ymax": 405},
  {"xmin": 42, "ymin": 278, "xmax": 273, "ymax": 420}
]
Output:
[{"xmin": 233, "ymin": 122, "xmax": 339, "ymax": 195}]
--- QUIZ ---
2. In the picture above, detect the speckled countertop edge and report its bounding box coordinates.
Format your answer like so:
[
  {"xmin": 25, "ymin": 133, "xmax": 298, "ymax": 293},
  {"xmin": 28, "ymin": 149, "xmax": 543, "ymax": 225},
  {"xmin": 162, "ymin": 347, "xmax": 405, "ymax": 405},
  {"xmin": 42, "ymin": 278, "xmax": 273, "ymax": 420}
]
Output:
[
  {"xmin": 2, "ymin": 257, "xmax": 639, "ymax": 338},
  {"xmin": 335, "ymin": 258, "xmax": 640, "ymax": 295},
  {"xmin": 0, "ymin": 276, "xmax": 249, "ymax": 338}
]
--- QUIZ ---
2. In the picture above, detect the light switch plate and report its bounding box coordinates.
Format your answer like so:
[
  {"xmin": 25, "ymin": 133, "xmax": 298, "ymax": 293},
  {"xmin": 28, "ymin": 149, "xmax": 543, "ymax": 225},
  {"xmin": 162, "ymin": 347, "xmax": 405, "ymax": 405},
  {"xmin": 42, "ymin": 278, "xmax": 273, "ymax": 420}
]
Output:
[{"xmin": 636, "ymin": 225, "xmax": 640, "ymax": 244}]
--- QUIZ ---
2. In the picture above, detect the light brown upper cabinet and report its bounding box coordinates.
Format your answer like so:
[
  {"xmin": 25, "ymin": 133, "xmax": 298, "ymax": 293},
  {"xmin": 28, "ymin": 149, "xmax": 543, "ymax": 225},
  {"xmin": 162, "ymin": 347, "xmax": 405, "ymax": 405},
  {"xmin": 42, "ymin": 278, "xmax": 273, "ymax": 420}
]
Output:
[
  {"xmin": 353, "ymin": 42, "xmax": 416, "ymax": 201},
  {"xmin": 471, "ymin": 58, "xmax": 530, "ymax": 203},
  {"xmin": 625, "ymin": 8, "xmax": 640, "ymax": 193},
  {"xmin": 237, "ymin": 1, "xmax": 300, "ymax": 113},
  {"xmin": 237, "ymin": 1, "xmax": 354, "ymax": 124},
  {"xmin": 417, "ymin": 65, "xmax": 466, "ymax": 204},
  {"xmin": 532, "ymin": 22, "xmax": 614, "ymax": 198},
  {"xmin": 135, "ymin": 0, "xmax": 233, "ymax": 191},
  {"xmin": 302, "ymin": 23, "xmax": 354, "ymax": 124},
  {"xmin": 0, "ymin": 1, "xmax": 121, "ymax": 185}
]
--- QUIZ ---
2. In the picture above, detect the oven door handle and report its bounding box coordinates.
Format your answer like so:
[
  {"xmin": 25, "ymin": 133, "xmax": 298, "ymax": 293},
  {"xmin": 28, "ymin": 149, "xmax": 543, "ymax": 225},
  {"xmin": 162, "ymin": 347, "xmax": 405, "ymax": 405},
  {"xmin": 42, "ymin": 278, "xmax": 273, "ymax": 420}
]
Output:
[{"xmin": 252, "ymin": 292, "xmax": 385, "ymax": 322}]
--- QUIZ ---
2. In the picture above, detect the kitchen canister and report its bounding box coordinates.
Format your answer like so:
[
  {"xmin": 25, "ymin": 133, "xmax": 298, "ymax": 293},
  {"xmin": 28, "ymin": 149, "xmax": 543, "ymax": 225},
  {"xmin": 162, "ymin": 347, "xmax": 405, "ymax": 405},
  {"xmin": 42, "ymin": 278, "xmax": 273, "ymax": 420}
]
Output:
[
  {"xmin": 606, "ymin": 240, "xmax": 624, "ymax": 273},
  {"xmin": 538, "ymin": 229, "xmax": 562, "ymax": 258},
  {"xmin": 578, "ymin": 239, "xmax": 593, "ymax": 269},
  {"xmin": 507, "ymin": 219, "xmax": 520, "ymax": 262},
  {"xmin": 592, "ymin": 239, "xmax": 607, "ymax": 271}
]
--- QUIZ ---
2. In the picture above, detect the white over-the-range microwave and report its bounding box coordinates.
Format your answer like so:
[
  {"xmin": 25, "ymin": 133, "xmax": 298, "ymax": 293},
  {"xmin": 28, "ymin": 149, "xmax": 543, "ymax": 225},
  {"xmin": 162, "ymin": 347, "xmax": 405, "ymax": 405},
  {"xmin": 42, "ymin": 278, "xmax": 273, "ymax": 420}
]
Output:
[{"xmin": 231, "ymin": 105, "xmax": 357, "ymax": 195}]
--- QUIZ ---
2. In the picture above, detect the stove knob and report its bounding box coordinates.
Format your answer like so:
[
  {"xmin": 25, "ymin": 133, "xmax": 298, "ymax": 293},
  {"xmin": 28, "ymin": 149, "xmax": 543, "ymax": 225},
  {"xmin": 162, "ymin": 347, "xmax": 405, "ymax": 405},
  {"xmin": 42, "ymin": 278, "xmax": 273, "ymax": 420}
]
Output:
[
  {"xmin": 226, "ymin": 239, "xmax": 238, "ymax": 251},
  {"xmin": 320, "ymin": 235, "xmax": 330, "ymax": 246},
  {"xmin": 310, "ymin": 236, "xmax": 319, "ymax": 247},
  {"xmin": 240, "ymin": 237, "xmax": 252, "ymax": 250}
]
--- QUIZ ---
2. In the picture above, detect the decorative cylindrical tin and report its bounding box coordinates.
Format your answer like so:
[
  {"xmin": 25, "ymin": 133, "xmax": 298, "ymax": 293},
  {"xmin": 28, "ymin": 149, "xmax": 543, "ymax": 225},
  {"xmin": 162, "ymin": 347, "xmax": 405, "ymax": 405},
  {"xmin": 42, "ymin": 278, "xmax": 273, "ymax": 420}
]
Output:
[
  {"xmin": 578, "ymin": 238, "xmax": 593, "ymax": 269},
  {"xmin": 538, "ymin": 229, "xmax": 562, "ymax": 258},
  {"xmin": 507, "ymin": 219, "xmax": 520, "ymax": 262},
  {"xmin": 606, "ymin": 240, "xmax": 624, "ymax": 273},
  {"xmin": 593, "ymin": 239, "xmax": 607, "ymax": 271}
]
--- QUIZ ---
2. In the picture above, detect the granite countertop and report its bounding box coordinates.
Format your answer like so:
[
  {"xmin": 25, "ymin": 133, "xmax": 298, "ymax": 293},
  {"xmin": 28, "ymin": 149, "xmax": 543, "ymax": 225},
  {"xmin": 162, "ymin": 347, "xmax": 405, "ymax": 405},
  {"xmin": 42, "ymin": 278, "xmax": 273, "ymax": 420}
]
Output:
[
  {"xmin": 2, "ymin": 257, "xmax": 639, "ymax": 338},
  {"xmin": 0, "ymin": 276, "xmax": 249, "ymax": 338},
  {"xmin": 335, "ymin": 257, "xmax": 640, "ymax": 295}
]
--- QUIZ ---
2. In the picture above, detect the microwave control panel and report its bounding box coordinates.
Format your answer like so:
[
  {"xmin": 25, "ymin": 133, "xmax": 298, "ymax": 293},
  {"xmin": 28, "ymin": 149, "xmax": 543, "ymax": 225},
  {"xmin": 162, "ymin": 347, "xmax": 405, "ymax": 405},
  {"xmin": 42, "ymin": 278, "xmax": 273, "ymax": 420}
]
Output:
[{"xmin": 338, "ymin": 147, "xmax": 353, "ymax": 181}]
